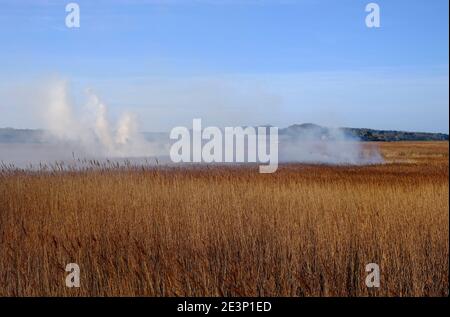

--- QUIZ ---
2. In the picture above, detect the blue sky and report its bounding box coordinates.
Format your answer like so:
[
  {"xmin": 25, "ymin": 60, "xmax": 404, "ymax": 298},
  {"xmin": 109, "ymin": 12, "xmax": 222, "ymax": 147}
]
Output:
[{"xmin": 0, "ymin": 0, "xmax": 448, "ymax": 132}]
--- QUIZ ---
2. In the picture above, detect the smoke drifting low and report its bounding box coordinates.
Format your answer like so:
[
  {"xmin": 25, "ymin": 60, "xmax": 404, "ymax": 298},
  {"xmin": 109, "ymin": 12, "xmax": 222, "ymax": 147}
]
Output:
[
  {"xmin": 1, "ymin": 79, "xmax": 384, "ymax": 168},
  {"xmin": 278, "ymin": 124, "xmax": 384, "ymax": 165}
]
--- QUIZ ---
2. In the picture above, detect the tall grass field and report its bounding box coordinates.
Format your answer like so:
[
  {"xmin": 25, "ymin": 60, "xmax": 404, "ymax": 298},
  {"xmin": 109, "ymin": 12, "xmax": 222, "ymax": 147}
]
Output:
[{"xmin": 0, "ymin": 142, "xmax": 448, "ymax": 296}]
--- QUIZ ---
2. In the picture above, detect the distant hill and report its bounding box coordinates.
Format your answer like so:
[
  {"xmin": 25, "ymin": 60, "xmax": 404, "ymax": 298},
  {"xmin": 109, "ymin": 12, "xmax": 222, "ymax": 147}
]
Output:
[
  {"xmin": 340, "ymin": 127, "xmax": 449, "ymax": 142},
  {"xmin": 0, "ymin": 125, "xmax": 448, "ymax": 143},
  {"xmin": 0, "ymin": 128, "xmax": 46, "ymax": 143},
  {"xmin": 279, "ymin": 123, "xmax": 449, "ymax": 142}
]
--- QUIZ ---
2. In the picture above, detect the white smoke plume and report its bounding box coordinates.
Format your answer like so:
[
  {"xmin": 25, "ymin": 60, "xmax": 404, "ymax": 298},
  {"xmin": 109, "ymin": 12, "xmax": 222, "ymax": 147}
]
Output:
[{"xmin": 41, "ymin": 79, "xmax": 155, "ymax": 158}]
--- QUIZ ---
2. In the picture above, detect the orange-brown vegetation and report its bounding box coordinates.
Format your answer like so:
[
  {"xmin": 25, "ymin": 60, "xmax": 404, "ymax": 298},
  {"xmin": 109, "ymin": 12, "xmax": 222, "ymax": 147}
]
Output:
[{"xmin": 0, "ymin": 142, "xmax": 448, "ymax": 296}]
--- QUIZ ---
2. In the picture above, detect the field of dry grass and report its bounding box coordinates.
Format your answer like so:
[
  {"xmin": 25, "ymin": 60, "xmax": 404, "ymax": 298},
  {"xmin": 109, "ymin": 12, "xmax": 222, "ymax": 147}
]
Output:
[{"xmin": 0, "ymin": 141, "xmax": 448, "ymax": 297}]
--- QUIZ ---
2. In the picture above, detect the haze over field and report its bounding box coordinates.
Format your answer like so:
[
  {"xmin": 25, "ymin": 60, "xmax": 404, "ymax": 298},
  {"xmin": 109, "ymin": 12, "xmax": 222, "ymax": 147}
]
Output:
[
  {"xmin": 0, "ymin": 79, "xmax": 385, "ymax": 167},
  {"xmin": 2, "ymin": 76, "xmax": 449, "ymax": 168}
]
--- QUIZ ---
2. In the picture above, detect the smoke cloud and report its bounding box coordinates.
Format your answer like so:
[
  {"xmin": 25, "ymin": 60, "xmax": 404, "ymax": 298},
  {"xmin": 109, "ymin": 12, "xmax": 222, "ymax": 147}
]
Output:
[
  {"xmin": 41, "ymin": 79, "xmax": 157, "ymax": 158},
  {"xmin": 1, "ymin": 78, "xmax": 383, "ymax": 168},
  {"xmin": 278, "ymin": 125, "xmax": 384, "ymax": 165}
]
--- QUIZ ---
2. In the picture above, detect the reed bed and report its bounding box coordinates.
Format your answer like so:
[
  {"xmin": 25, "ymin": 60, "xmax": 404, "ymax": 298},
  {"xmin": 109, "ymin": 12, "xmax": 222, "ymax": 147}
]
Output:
[{"xmin": 0, "ymin": 142, "xmax": 448, "ymax": 296}]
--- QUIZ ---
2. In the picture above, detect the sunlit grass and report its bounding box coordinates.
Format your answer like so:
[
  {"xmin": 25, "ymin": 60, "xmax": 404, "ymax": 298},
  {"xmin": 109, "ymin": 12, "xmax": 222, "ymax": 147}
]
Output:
[{"xmin": 0, "ymin": 142, "xmax": 448, "ymax": 296}]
